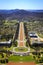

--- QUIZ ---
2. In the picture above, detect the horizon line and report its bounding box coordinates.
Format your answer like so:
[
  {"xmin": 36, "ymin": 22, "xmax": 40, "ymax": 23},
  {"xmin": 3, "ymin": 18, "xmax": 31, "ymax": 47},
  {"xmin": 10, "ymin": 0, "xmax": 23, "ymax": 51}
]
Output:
[{"xmin": 0, "ymin": 9, "xmax": 43, "ymax": 10}]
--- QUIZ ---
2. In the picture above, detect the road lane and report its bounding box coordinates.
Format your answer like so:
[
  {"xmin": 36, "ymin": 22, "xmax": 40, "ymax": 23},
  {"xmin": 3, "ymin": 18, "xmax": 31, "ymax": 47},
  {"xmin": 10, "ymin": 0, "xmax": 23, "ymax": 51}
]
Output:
[{"xmin": 18, "ymin": 22, "xmax": 25, "ymax": 47}]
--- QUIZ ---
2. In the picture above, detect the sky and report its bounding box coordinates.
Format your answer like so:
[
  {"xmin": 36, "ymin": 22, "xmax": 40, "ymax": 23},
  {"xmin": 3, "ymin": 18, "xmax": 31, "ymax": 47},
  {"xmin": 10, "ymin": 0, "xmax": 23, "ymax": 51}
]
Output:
[{"xmin": 0, "ymin": 0, "xmax": 43, "ymax": 10}]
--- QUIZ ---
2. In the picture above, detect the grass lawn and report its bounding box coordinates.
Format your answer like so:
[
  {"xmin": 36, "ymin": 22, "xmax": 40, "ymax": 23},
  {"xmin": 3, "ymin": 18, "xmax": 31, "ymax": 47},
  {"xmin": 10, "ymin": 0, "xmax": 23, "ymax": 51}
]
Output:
[
  {"xmin": 9, "ymin": 55, "xmax": 34, "ymax": 62},
  {"xmin": 14, "ymin": 47, "xmax": 28, "ymax": 52},
  {"xmin": 0, "ymin": 55, "xmax": 2, "ymax": 58},
  {"xmin": 38, "ymin": 33, "xmax": 43, "ymax": 38},
  {"xmin": 6, "ymin": 45, "xmax": 14, "ymax": 51}
]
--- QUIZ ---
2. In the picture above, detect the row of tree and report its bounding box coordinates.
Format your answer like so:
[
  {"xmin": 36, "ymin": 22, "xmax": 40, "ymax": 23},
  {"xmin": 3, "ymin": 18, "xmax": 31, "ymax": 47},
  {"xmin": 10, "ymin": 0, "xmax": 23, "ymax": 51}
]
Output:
[
  {"xmin": 24, "ymin": 23, "xmax": 30, "ymax": 47},
  {"xmin": 13, "ymin": 23, "xmax": 19, "ymax": 46}
]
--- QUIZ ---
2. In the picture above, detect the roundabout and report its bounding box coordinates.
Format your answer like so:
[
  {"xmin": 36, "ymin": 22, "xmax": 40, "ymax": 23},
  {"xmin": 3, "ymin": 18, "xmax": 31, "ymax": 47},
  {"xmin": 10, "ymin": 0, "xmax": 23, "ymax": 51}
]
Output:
[{"xmin": 12, "ymin": 47, "xmax": 30, "ymax": 56}]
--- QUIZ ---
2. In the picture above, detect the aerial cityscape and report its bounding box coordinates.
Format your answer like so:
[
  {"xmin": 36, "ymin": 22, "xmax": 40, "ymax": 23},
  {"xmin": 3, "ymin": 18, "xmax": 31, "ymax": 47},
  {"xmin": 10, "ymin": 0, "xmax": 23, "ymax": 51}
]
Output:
[{"xmin": 0, "ymin": 0, "xmax": 43, "ymax": 65}]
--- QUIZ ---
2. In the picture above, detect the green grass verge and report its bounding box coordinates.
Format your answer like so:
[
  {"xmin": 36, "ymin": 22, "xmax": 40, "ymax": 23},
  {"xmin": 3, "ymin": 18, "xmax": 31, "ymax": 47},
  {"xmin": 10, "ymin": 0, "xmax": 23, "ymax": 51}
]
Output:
[{"xmin": 9, "ymin": 55, "xmax": 34, "ymax": 62}]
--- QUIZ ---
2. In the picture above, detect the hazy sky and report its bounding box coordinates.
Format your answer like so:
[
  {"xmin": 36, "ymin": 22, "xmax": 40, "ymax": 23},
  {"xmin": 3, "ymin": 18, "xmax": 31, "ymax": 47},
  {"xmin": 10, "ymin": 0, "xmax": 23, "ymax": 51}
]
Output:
[{"xmin": 0, "ymin": 0, "xmax": 43, "ymax": 10}]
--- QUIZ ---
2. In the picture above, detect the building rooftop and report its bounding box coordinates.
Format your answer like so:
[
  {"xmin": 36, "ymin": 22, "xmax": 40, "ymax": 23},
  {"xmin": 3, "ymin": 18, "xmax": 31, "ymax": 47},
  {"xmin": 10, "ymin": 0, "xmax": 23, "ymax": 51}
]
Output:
[
  {"xmin": 28, "ymin": 32, "xmax": 38, "ymax": 38},
  {"xmin": 0, "ymin": 40, "xmax": 11, "ymax": 44}
]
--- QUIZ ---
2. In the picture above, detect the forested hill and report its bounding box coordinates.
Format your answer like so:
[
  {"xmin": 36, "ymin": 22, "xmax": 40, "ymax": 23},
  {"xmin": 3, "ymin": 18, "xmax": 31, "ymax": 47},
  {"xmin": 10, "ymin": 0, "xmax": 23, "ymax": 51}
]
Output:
[{"xmin": 0, "ymin": 9, "xmax": 43, "ymax": 21}]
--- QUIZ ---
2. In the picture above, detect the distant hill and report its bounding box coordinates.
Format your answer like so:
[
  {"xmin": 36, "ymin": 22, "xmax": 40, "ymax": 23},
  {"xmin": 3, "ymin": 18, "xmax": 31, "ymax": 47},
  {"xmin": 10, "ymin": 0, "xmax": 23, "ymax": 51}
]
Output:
[
  {"xmin": 0, "ymin": 9, "xmax": 19, "ymax": 14},
  {"xmin": 0, "ymin": 9, "xmax": 43, "ymax": 21},
  {"xmin": 27, "ymin": 10, "xmax": 43, "ymax": 12}
]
